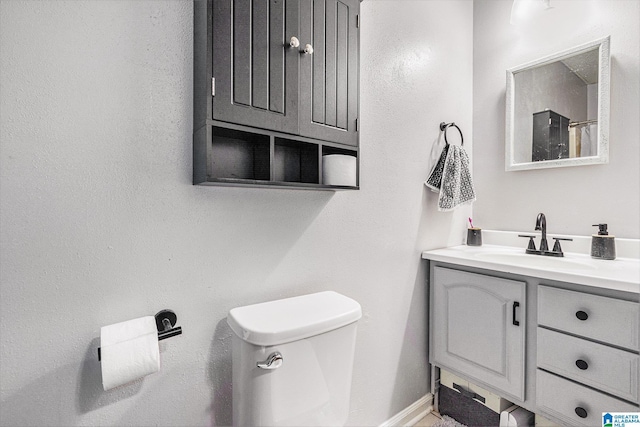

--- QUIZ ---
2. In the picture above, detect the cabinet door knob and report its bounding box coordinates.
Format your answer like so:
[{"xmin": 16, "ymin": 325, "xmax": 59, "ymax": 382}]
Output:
[
  {"xmin": 575, "ymin": 359, "xmax": 589, "ymax": 370},
  {"xmin": 575, "ymin": 407, "xmax": 588, "ymax": 418},
  {"xmin": 289, "ymin": 36, "xmax": 300, "ymax": 48},
  {"xmin": 576, "ymin": 310, "xmax": 589, "ymax": 321},
  {"xmin": 303, "ymin": 44, "xmax": 314, "ymax": 55}
]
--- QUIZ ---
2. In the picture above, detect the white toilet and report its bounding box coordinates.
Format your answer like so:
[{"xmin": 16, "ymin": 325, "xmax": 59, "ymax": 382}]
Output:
[{"xmin": 227, "ymin": 291, "xmax": 362, "ymax": 427}]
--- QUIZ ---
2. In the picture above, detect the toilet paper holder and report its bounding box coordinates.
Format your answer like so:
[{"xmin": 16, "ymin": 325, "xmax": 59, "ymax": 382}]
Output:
[{"xmin": 97, "ymin": 309, "xmax": 182, "ymax": 361}]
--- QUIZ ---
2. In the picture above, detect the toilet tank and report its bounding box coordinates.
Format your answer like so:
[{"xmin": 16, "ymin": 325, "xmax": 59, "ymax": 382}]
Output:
[{"xmin": 227, "ymin": 291, "xmax": 362, "ymax": 427}]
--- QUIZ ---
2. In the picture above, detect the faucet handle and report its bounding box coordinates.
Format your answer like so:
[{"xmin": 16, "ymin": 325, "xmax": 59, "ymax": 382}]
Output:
[
  {"xmin": 551, "ymin": 237, "xmax": 573, "ymax": 256},
  {"xmin": 518, "ymin": 234, "xmax": 537, "ymax": 252}
]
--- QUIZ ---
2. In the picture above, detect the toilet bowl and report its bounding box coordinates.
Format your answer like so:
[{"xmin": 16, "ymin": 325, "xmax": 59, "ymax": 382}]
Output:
[{"xmin": 227, "ymin": 291, "xmax": 362, "ymax": 427}]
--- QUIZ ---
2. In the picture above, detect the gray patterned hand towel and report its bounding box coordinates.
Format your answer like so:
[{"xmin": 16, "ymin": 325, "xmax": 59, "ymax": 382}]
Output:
[
  {"xmin": 437, "ymin": 145, "xmax": 476, "ymax": 211},
  {"xmin": 424, "ymin": 143, "xmax": 450, "ymax": 192}
]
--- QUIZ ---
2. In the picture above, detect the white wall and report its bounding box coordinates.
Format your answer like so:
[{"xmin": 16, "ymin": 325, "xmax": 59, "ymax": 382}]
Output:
[
  {"xmin": 473, "ymin": 0, "xmax": 640, "ymax": 238},
  {"xmin": 0, "ymin": 1, "xmax": 473, "ymax": 426}
]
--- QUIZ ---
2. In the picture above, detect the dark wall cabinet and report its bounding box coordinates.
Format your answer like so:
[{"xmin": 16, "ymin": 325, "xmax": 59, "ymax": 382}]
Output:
[
  {"xmin": 194, "ymin": 0, "xmax": 360, "ymax": 189},
  {"xmin": 532, "ymin": 110, "xmax": 569, "ymax": 162}
]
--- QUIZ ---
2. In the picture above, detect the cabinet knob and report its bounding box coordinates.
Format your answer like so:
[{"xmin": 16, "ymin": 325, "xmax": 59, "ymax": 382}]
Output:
[
  {"xmin": 289, "ymin": 36, "xmax": 300, "ymax": 48},
  {"xmin": 576, "ymin": 310, "xmax": 589, "ymax": 321},
  {"xmin": 303, "ymin": 44, "xmax": 314, "ymax": 55},
  {"xmin": 575, "ymin": 359, "xmax": 589, "ymax": 370},
  {"xmin": 575, "ymin": 407, "xmax": 588, "ymax": 418}
]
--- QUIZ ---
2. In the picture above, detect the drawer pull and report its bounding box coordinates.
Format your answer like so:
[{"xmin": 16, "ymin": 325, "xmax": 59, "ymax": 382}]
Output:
[
  {"xmin": 512, "ymin": 301, "xmax": 520, "ymax": 326},
  {"xmin": 575, "ymin": 407, "xmax": 588, "ymax": 418},
  {"xmin": 575, "ymin": 359, "xmax": 589, "ymax": 370},
  {"xmin": 575, "ymin": 310, "xmax": 589, "ymax": 321}
]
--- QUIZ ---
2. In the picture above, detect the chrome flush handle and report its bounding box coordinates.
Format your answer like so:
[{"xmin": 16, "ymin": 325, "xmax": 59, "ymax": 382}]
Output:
[{"xmin": 257, "ymin": 352, "xmax": 283, "ymax": 370}]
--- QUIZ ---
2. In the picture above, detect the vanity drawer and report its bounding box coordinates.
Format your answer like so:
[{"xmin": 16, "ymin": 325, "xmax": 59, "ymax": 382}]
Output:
[
  {"xmin": 538, "ymin": 286, "xmax": 639, "ymax": 350},
  {"xmin": 537, "ymin": 327, "xmax": 639, "ymax": 403},
  {"xmin": 536, "ymin": 370, "xmax": 639, "ymax": 426}
]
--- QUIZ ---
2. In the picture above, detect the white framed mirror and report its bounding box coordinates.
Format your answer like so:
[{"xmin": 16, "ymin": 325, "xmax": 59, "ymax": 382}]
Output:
[{"xmin": 505, "ymin": 36, "xmax": 610, "ymax": 171}]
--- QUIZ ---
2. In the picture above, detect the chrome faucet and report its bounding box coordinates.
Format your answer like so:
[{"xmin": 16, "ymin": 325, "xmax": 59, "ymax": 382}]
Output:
[
  {"xmin": 518, "ymin": 213, "xmax": 572, "ymax": 257},
  {"xmin": 535, "ymin": 213, "xmax": 548, "ymax": 252}
]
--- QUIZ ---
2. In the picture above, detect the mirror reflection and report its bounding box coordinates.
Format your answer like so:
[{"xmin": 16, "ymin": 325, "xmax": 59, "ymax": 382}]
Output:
[
  {"xmin": 505, "ymin": 37, "xmax": 610, "ymax": 171},
  {"xmin": 516, "ymin": 49, "xmax": 598, "ymax": 162}
]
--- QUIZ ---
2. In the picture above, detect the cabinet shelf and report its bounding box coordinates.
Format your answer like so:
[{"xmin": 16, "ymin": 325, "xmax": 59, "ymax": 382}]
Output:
[
  {"xmin": 198, "ymin": 178, "xmax": 357, "ymax": 191},
  {"xmin": 194, "ymin": 122, "xmax": 358, "ymax": 190},
  {"xmin": 209, "ymin": 126, "xmax": 270, "ymax": 181},
  {"xmin": 274, "ymin": 138, "xmax": 319, "ymax": 184}
]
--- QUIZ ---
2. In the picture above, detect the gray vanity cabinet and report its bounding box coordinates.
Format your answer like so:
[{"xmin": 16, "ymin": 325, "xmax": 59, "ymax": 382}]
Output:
[
  {"xmin": 431, "ymin": 266, "xmax": 526, "ymax": 401},
  {"xmin": 426, "ymin": 258, "xmax": 640, "ymax": 425}
]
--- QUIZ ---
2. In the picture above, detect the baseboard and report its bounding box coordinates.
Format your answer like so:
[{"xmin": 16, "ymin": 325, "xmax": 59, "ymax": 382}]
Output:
[{"xmin": 379, "ymin": 393, "xmax": 434, "ymax": 427}]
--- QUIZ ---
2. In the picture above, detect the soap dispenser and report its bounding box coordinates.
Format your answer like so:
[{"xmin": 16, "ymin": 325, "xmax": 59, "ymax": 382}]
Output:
[{"xmin": 591, "ymin": 224, "xmax": 616, "ymax": 260}]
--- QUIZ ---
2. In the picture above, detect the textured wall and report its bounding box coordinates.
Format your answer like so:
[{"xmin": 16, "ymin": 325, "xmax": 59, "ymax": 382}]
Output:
[
  {"xmin": 473, "ymin": 0, "xmax": 640, "ymax": 238},
  {"xmin": 0, "ymin": 1, "xmax": 472, "ymax": 426}
]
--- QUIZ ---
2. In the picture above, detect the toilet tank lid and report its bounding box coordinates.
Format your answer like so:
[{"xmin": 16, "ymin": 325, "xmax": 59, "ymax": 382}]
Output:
[{"xmin": 227, "ymin": 291, "xmax": 362, "ymax": 346}]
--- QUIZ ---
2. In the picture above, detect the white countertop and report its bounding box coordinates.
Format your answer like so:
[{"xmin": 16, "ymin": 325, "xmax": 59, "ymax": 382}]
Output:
[{"xmin": 422, "ymin": 242, "xmax": 640, "ymax": 295}]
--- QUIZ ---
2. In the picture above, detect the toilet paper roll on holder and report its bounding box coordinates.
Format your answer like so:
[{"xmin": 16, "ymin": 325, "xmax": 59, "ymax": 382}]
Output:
[{"xmin": 97, "ymin": 309, "xmax": 182, "ymax": 361}]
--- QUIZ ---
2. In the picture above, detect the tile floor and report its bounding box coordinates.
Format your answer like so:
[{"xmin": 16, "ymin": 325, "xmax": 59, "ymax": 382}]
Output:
[{"xmin": 414, "ymin": 412, "xmax": 443, "ymax": 427}]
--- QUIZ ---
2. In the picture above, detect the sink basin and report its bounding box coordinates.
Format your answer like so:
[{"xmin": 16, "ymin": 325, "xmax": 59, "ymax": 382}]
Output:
[
  {"xmin": 422, "ymin": 238, "xmax": 640, "ymax": 294},
  {"xmin": 473, "ymin": 251, "xmax": 597, "ymax": 270}
]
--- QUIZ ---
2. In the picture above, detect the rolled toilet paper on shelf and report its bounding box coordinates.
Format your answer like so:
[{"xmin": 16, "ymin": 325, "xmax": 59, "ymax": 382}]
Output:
[
  {"xmin": 322, "ymin": 154, "xmax": 357, "ymax": 187},
  {"xmin": 100, "ymin": 316, "xmax": 160, "ymax": 391}
]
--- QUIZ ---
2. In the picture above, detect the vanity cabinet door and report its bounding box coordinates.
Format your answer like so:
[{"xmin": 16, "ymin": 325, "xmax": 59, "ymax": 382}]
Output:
[
  {"xmin": 212, "ymin": 0, "xmax": 300, "ymax": 134},
  {"xmin": 431, "ymin": 266, "xmax": 526, "ymax": 401}
]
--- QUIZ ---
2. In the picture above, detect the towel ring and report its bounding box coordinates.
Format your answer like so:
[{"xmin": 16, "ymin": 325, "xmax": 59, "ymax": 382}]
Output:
[{"xmin": 439, "ymin": 122, "xmax": 464, "ymax": 146}]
